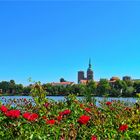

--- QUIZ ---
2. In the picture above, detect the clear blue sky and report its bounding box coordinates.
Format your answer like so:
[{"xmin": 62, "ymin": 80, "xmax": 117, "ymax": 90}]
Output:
[{"xmin": 0, "ymin": 0, "xmax": 140, "ymax": 85}]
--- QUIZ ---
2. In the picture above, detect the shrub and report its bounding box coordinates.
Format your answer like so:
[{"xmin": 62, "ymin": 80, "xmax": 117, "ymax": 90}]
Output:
[{"xmin": 0, "ymin": 83, "xmax": 140, "ymax": 139}]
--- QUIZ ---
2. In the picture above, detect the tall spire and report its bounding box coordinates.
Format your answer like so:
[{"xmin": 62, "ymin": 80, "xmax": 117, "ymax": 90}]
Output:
[
  {"xmin": 87, "ymin": 58, "xmax": 93, "ymax": 80},
  {"xmin": 89, "ymin": 58, "xmax": 91, "ymax": 69}
]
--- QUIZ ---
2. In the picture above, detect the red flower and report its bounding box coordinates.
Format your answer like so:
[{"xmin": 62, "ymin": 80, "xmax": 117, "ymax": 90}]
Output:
[
  {"xmin": 57, "ymin": 115, "xmax": 62, "ymax": 121},
  {"xmin": 29, "ymin": 113, "xmax": 38, "ymax": 121},
  {"xmin": 46, "ymin": 119, "xmax": 55, "ymax": 125},
  {"xmin": 59, "ymin": 109, "xmax": 71, "ymax": 116},
  {"xmin": 5, "ymin": 110, "xmax": 20, "ymax": 118},
  {"xmin": 84, "ymin": 108, "xmax": 91, "ymax": 113},
  {"xmin": 78, "ymin": 115, "xmax": 90, "ymax": 125},
  {"xmin": 44, "ymin": 102, "xmax": 49, "ymax": 108},
  {"xmin": 106, "ymin": 101, "xmax": 112, "ymax": 105},
  {"xmin": 91, "ymin": 135, "xmax": 97, "ymax": 140},
  {"xmin": 23, "ymin": 112, "xmax": 38, "ymax": 121},
  {"xmin": 23, "ymin": 112, "xmax": 30, "ymax": 119},
  {"xmin": 0, "ymin": 105, "xmax": 8, "ymax": 113},
  {"xmin": 119, "ymin": 124, "xmax": 128, "ymax": 132}
]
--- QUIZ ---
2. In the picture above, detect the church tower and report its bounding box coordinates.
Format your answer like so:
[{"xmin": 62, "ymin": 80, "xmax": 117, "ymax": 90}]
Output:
[
  {"xmin": 78, "ymin": 71, "xmax": 85, "ymax": 83},
  {"xmin": 87, "ymin": 59, "xmax": 93, "ymax": 81}
]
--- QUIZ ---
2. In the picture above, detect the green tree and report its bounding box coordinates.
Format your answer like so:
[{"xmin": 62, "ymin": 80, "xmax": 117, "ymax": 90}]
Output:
[
  {"xmin": 123, "ymin": 80, "xmax": 134, "ymax": 97},
  {"xmin": 124, "ymin": 86, "xmax": 135, "ymax": 97},
  {"xmin": 15, "ymin": 84, "xmax": 24, "ymax": 94},
  {"xmin": 0, "ymin": 81, "xmax": 10, "ymax": 93},
  {"xmin": 23, "ymin": 86, "xmax": 31, "ymax": 95},
  {"xmin": 110, "ymin": 80, "xmax": 127, "ymax": 97},
  {"xmin": 60, "ymin": 78, "xmax": 66, "ymax": 82},
  {"xmin": 125, "ymin": 80, "xmax": 133, "ymax": 87},
  {"xmin": 86, "ymin": 80, "xmax": 97, "ymax": 95},
  {"xmin": 84, "ymin": 80, "xmax": 97, "ymax": 102},
  {"xmin": 43, "ymin": 83, "xmax": 53, "ymax": 95},
  {"xmin": 71, "ymin": 84, "xmax": 81, "ymax": 95},
  {"xmin": 133, "ymin": 81, "xmax": 140, "ymax": 93},
  {"xmin": 9, "ymin": 80, "xmax": 16, "ymax": 94},
  {"xmin": 97, "ymin": 79, "xmax": 111, "ymax": 97},
  {"xmin": 79, "ymin": 84, "xmax": 86, "ymax": 96}
]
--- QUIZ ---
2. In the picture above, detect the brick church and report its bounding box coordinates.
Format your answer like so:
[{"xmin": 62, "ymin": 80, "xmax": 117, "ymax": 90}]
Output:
[{"xmin": 78, "ymin": 59, "xmax": 94, "ymax": 84}]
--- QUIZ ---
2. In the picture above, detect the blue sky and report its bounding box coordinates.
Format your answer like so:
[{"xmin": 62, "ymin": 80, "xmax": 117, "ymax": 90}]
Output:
[{"xmin": 0, "ymin": 0, "xmax": 140, "ymax": 85}]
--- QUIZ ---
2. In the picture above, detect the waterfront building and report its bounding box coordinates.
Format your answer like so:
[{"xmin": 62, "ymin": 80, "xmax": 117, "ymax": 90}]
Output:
[
  {"xmin": 87, "ymin": 59, "xmax": 94, "ymax": 81},
  {"xmin": 78, "ymin": 59, "xmax": 94, "ymax": 83},
  {"xmin": 51, "ymin": 82, "xmax": 74, "ymax": 87},
  {"xmin": 110, "ymin": 77, "xmax": 120, "ymax": 83},
  {"xmin": 78, "ymin": 71, "xmax": 85, "ymax": 83}
]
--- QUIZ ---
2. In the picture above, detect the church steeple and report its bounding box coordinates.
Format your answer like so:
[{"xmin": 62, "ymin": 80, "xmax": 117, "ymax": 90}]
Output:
[
  {"xmin": 77, "ymin": 59, "xmax": 94, "ymax": 83},
  {"xmin": 87, "ymin": 58, "xmax": 94, "ymax": 81},
  {"xmin": 89, "ymin": 58, "xmax": 91, "ymax": 69}
]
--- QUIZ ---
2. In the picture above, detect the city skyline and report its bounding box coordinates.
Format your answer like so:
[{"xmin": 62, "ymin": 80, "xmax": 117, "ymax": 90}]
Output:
[{"xmin": 0, "ymin": 0, "xmax": 140, "ymax": 85}]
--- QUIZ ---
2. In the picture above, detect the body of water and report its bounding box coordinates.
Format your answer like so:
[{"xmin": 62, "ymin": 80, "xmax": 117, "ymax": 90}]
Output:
[{"xmin": 0, "ymin": 96, "xmax": 138, "ymax": 107}]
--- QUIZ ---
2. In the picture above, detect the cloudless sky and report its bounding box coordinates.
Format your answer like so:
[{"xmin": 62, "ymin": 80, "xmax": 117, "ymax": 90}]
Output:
[{"xmin": 0, "ymin": 0, "xmax": 140, "ymax": 85}]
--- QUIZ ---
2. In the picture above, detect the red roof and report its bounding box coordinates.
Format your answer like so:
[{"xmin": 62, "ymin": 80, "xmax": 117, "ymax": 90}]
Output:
[
  {"xmin": 110, "ymin": 77, "xmax": 120, "ymax": 81},
  {"xmin": 79, "ymin": 80, "xmax": 88, "ymax": 84},
  {"xmin": 51, "ymin": 82, "xmax": 74, "ymax": 86}
]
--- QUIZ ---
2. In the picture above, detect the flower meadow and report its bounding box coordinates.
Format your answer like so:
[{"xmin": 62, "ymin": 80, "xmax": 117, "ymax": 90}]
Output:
[{"xmin": 0, "ymin": 83, "xmax": 140, "ymax": 140}]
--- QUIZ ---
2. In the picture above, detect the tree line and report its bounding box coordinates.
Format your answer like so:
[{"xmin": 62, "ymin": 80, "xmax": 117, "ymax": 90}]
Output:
[
  {"xmin": 0, "ymin": 79, "xmax": 140, "ymax": 97},
  {"xmin": 0, "ymin": 80, "xmax": 31, "ymax": 95},
  {"xmin": 43, "ymin": 79, "xmax": 140, "ymax": 97}
]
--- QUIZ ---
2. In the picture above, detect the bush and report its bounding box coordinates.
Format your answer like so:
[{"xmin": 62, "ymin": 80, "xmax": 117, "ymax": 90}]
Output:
[{"xmin": 0, "ymin": 83, "xmax": 140, "ymax": 140}]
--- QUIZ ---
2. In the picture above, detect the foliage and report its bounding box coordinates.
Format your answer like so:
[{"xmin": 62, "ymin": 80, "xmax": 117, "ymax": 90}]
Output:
[
  {"xmin": 0, "ymin": 79, "xmax": 140, "ymax": 97},
  {"xmin": 0, "ymin": 84, "xmax": 140, "ymax": 140},
  {"xmin": 60, "ymin": 78, "xmax": 66, "ymax": 82},
  {"xmin": 97, "ymin": 79, "xmax": 111, "ymax": 96},
  {"xmin": 0, "ymin": 80, "xmax": 31, "ymax": 95},
  {"xmin": 83, "ymin": 81, "xmax": 97, "ymax": 103}
]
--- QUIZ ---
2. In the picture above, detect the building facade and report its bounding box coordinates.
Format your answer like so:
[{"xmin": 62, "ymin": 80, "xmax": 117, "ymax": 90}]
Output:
[
  {"xmin": 78, "ymin": 71, "xmax": 85, "ymax": 83},
  {"xmin": 51, "ymin": 82, "xmax": 74, "ymax": 87},
  {"xmin": 78, "ymin": 59, "xmax": 94, "ymax": 83}
]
